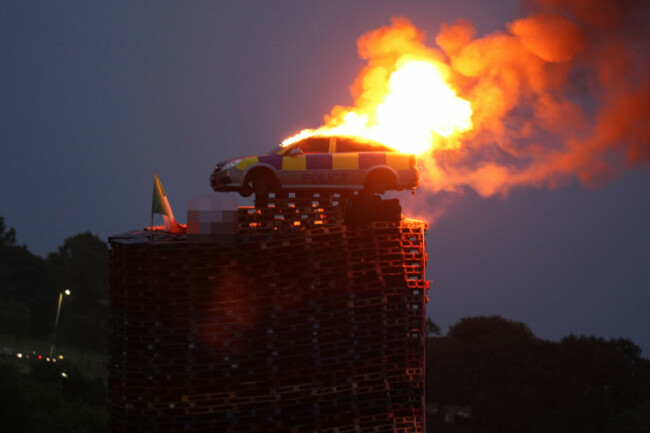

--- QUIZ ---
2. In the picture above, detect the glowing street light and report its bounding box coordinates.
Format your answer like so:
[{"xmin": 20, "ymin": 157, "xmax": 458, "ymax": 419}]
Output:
[{"xmin": 49, "ymin": 290, "xmax": 71, "ymax": 358}]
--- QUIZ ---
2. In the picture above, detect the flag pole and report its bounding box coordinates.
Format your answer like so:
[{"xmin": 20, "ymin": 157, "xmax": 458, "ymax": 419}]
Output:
[
  {"xmin": 149, "ymin": 211, "xmax": 153, "ymax": 240},
  {"xmin": 150, "ymin": 173, "xmax": 155, "ymax": 239}
]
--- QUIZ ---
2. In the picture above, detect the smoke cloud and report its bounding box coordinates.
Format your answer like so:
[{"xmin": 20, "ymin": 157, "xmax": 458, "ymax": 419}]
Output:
[{"xmin": 432, "ymin": 0, "xmax": 649, "ymax": 196}]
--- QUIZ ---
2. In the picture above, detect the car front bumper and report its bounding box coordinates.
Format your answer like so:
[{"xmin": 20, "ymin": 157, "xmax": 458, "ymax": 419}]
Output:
[{"xmin": 210, "ymin": 168, "xmax": 245, "ymax": 192}]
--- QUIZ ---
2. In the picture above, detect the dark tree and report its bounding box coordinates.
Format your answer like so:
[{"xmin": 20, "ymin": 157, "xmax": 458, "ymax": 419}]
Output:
[
  {"xmin": 0, "ymin": 362, "xmax": 107, "ymax": 433},
  {"xmin": 47, "ymin": 232, "xmax": 110, "ymax": 354},
  {"xmin": 0, "ymin": 222, "xmax": 109, "ymax": 351},
  {"xmin": 426, "ymin": 317, "xmax": 441, "ymax": 337},
  {"xmin": 551, "ymin": 335, "xmax": 650, "ymax": 432},
  {"xmin": 0, "ymin": 217, "xmax": 55, "ymax": 339},
  {"xmin": 0, "ymin": 300, "xmax": 31, "ymax": 343},
  {"xmin": 425, "ymin": 316, "xmax": 650, "ymax": 433},
  {"xmin": 447, "ymin": 316, "xmax": 548, "ymax": 431},
  {"xmin": 609, "ymin": 401, "xmax": 650, "ymax": 432},
  {"xmin": 0, "ymin": 217, "xmax": 16, "ymax": 246}
]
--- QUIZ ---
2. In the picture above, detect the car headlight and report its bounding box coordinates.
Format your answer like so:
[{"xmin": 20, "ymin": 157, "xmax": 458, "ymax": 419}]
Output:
[{"xmin": 221, "ymin": 159, "xmax": 242, "ymax": 170}]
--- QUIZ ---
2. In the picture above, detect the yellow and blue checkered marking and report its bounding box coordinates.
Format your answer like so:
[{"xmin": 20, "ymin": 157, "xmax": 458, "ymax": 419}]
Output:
[
  {"xmin": 234, "ymin": 152, "xmax": 414, "ymax": 188},
  {"xmin": 251, "ymin": 153, "xmax": 402, "ymax": 171}
]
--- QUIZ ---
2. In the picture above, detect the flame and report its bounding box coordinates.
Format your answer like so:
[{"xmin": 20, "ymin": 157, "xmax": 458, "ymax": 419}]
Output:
[
  {"xmin": 282, "ymin": 0, "xmax": 649, "ymax": 204},
  {"xmin": 373, "ymin": 60, "xmax": 472, "ymax": 152},
  {"xmin": 282, "ymin": 35, "xmax": 473, "ymax": 154}
]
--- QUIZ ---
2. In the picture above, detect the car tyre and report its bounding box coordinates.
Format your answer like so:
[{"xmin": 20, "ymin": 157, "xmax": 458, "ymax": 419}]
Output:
[
  {"xmin": 239, "ymin": 186, "xmax": 253, "ymax": 198},
  {"xmin": 252, "ymin": 178, "xmax": 268, "ymax": 196},
  {"xmin": 249, "ymin": 171, "xmax": 277, "ymax": 197},
  {"xmin": 364, "ymin": 170, "xmax": 396, "ymax": 194}
]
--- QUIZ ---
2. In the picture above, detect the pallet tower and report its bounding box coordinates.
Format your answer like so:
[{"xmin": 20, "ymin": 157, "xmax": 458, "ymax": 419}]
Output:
[{"xmin": 109, "ymin": 192, "xmax": 428, "ymax": 432}]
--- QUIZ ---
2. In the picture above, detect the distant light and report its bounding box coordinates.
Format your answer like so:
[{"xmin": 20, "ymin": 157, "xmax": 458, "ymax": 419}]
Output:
[
  {"xmin": 61, "ymin": 372, "xmax": 68, "ymax": 378},
  {"xmin": 46, "ymin": 357, "xmax": 51, "ymax": 362},
  {"xmin": 58, "ymin": 355, "xmax": 64, "ymax": 360},
  {"xmin": 52, "ymin": 358, "xmax": 56, "ymax": 363},
  {"xmin": 64, "ymin": 289, "xmax": 71, "ymax": 295},
  {"xmin": 16, "ymin": 353, "xmax": 22, "ymax": 359},
  {"xmin": 38, "ymin": 355, "xmax": 42, "ymax": 360}
]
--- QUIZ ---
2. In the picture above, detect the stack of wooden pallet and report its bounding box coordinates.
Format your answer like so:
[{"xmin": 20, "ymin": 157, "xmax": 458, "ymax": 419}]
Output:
[{"xmin": 108, "ymin": 192, "xmax": 428, "ymax": 432}]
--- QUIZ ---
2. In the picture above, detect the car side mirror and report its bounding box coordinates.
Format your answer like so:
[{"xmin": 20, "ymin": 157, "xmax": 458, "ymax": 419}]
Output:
[{"xmin": 288, "ymin": 147, "xmax": 303, "ymax": 156}]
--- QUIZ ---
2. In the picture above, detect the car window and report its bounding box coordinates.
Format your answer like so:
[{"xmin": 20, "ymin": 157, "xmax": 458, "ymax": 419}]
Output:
[
  {"xmin": 295, "ymin": 136, "xmax": 330, "ymax": 154},
  {"xmin": 336, "ymin": 137, "xmax": 393, "ymax": 153}
]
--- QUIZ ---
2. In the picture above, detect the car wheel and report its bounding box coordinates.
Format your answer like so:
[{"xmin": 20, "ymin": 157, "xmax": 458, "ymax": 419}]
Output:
[
  {"xmin": 239, "ymin": 185, "xmax": 253, "ymax": 198},
  {"xmin": 365, "ymin": 170, "xmax": 396, "ymax": 194},
  {"xmin": 250, "ymin": 171, "xmax": 276, "ymax": 197},
  {"xmin": 252, "ymin": 178, "xmax": 268, "ymax": 196}
]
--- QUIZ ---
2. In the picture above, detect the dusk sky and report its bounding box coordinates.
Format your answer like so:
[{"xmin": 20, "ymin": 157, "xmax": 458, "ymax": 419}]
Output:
[{"xmin": 2, "ymin": 1, "xmax": 649, "ymax": 354}]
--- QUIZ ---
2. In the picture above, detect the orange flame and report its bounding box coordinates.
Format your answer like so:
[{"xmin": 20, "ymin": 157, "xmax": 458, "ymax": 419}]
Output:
[
  {"xmin": 283, "ymin": 0, "xmax": 649, "ymax": 201},
  {"xmin": 282, "ymin": 59, "xmax": 473, "ymax": 154},
  {"xmin": 282, "ymin": 18, "xmax": 472, "ymax": 155}
]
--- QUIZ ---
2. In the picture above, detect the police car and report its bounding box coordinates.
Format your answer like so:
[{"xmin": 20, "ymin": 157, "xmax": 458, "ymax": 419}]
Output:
[{"xmin": 210, "ymin": 135, "xmax": 419, "ymax": 197}]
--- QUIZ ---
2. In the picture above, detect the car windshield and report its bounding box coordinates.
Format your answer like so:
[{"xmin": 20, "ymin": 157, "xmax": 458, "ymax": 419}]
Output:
[{"xmin": 267, "ymin": 145, "xmax": 285, "ymax": 155}]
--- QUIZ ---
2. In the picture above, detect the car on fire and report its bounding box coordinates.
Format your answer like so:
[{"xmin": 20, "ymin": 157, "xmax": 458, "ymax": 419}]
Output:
[{"xmin": 210, "ymin": 135, "xmax": 419, "ymax": 197}]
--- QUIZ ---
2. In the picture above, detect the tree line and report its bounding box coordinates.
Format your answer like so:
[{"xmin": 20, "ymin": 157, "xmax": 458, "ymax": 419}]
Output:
[
  {"xmin": 0, "ymin": 217, "xmax": 109, "ymax": 354},
  {"xmin": 0, "ymin": 217, "xmax": 109, "ymax": 432},
  {"xmin": 426, "ymin": 316, "xmax": 650, "ymax": 432}
]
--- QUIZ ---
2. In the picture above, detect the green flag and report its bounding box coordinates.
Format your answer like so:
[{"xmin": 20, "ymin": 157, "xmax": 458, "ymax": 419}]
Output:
[
  {"xmin": 150, "ymin": 173, "xmax": 186, "ymax": 234},
  {"xmin": 152, "ymin": 173, "xmax": 173, "ymax": 218}
]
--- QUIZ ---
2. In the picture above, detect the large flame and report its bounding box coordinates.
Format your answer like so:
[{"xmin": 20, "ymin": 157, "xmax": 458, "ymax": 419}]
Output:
[
  {"xmin": 283, "ymin": 0, "xmax": 649, "ymax": 204},
  {"xmin": 283, "ymin": 58, "xmax": 473, "ymax": 155}
]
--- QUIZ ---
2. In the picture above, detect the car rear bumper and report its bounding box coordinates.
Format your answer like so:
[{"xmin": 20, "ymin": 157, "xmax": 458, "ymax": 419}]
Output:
[{"xmin": 396, "ymin": 166, "xmax": 419, "ymax": 190}]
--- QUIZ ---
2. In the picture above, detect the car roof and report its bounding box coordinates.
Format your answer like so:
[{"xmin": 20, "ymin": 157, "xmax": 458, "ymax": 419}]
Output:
[{"xmin": 282, "ymin": 135, "xmax": 396, "ymax": 153}]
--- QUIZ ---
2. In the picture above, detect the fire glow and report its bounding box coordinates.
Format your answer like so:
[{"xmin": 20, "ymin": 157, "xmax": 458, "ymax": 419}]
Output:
[
  {"xmin": 282, "ymin": 0, "xmax": 649, "ymax": 199},
  {"xmin": 282, "ymin": 58, "xmax": 473, "ymax": 155}
]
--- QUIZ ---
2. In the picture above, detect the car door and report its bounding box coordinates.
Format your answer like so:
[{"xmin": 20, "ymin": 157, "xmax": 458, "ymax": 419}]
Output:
[
  {"xmin": 280, "ymin": 136, "xmax": 333, "ymax": 188},
  {"xmin": 331, "ymin": 137, "xmax": 374, "ymax": 189}
]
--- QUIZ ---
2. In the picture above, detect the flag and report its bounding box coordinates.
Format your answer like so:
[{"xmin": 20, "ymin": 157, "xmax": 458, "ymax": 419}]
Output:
[
  {"xmin": 152, "ymin": 173, "xmax": 174, "ymax": 220},
  {"xmin": 151, "ymin": 173, "xmax": 186, "ymax": 234}
]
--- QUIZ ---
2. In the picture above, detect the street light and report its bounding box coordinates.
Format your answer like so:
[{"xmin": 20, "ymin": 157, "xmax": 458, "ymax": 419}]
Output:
[{"xmin": 49, "ymin": 290, "xmax": 71, "ymax": 358}]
